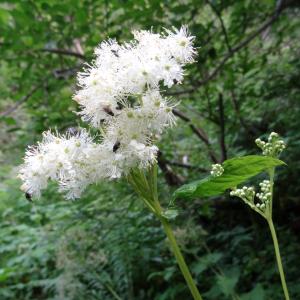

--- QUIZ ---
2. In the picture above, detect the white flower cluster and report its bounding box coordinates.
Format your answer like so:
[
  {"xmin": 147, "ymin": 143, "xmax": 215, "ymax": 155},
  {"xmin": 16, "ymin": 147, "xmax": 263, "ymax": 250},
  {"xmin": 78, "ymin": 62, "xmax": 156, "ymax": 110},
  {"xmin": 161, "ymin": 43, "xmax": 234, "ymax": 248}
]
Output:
[
  {"xmin": 19, "ymin": 130, "xmax": 94, "ymax": 199},
  {"xmin": 74, "ymin": 26, "xmax": 195, "ymax": 127},
  {"xmin": 210, "ymin": 164, "xmax": 224, "ymax": 177},
  {"xmin": 19, "ymin": 26, "xmax": 196, "ymax": 199},
  {"xmin": 255, "ymin": 132, "xmax": 286, "ymax": 157},
  {"xmin": 230, "ymin": 186, "xmax": 255, "ymax": 209}
]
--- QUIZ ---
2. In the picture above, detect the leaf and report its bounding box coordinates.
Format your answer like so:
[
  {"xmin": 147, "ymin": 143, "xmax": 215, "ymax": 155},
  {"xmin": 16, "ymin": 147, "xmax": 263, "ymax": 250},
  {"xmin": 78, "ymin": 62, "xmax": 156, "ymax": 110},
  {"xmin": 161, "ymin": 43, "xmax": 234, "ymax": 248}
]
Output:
[
  {"xmin": 0, "ymin": 8, "xmax": 11, "ymax": 26},
  {"xmin": 162, "ymin": 208, "xmax": 179, "ymax": 220},
  {"xmin": 1, "ymin": 117, "xmax": 17, "ymax": 126},
  {"xmin": 0, "ymin": 268, "xmax": 13, "ymax": 282},
  {"xmin": 173, "ymin": 155, "xmax": 285, "ymax": 199},
  {"xmin": 240, "ymin": 284, "xmax": 265, "ymax": 300},
  {"xmin": 192, "ymin": 252, "xmax": 223, "ymax": 275},
  {"xmin": 217, "ymin": 267, "xmax": 240, "ymax": 297}
]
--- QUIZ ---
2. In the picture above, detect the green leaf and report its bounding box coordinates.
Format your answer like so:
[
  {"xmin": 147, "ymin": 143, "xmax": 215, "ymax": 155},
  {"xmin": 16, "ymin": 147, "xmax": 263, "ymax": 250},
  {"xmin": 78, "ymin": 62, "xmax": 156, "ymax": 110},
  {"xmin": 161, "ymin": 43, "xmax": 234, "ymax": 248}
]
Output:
[
  {"xmin": 240, "ymin": 284, "xmax": 265, "ymax": 300},
  {"xmin": 192, "ymin": 252, "xmax": 223, "ymax": 275},
  {"xmin": 0, "ymin": 8, "xmax": 11, "ymax": 26},
  {"xmin": 217, "ymin": 267, "xmax": 240, "ymax": 297},
  {"xmin": 0, "ymin": 268, "xmax": 13, "ymax": 282},
  {"xmin": 173, "ymin": 155, "xmax": 285, "ymax": 199},
  {"xmin": 217, "ymin": 275, "xmax": 238, "ymax": 297},
  {"xmin": 162, "ymin": 208, "xmax": 179, "ymax": 220},
  {"xmin": 1, "ymin": 116, "xmax": 17, "ymax": 125}
]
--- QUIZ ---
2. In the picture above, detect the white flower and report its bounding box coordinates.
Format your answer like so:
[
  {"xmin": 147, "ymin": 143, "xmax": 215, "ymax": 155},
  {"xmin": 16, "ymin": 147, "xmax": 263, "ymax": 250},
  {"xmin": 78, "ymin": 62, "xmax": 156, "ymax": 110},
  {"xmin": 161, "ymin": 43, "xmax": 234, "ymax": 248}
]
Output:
[
  {"xmin": 73, "ymin": 25, "xmax": 196, "ymax": 127},
  {"xmin": 164, "ymin": 26, "xmax": 196, "ymax": 63},
  {"xmin": 19, "ymin": 130, "xmax": 97, "ymax": 199},
  {"xmin": 19, "ymin": 26, "xmax": 196, "ymax": 199},
  {"xmin": 127, "ymin": 140, "xmax": 158, "ymax": 168}
]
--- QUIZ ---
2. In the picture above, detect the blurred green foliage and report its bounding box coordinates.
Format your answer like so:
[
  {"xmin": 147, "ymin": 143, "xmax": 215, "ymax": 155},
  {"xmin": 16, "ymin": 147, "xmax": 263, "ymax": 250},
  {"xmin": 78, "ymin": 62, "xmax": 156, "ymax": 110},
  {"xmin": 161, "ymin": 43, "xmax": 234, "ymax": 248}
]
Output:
[{"xmin": 0, "ymin": 0, "xmax": 299, "ymax": 299}]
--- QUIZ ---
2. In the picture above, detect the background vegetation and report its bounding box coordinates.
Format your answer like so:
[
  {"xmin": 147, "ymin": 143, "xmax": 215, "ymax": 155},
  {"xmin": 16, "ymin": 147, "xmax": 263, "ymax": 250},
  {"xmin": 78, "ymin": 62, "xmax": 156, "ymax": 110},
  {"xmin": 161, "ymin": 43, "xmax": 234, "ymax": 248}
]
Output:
[{"xmin": 0, "ymin": 0, "xmax": 299, "ymax": 299}]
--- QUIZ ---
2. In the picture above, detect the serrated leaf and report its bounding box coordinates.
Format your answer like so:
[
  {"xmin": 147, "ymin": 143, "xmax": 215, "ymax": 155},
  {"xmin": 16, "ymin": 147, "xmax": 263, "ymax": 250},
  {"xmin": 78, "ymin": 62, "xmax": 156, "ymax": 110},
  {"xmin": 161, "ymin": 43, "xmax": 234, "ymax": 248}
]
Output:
[{"xmin": 173, "ymin": 155, "xmax": 285, "ymax": 199}]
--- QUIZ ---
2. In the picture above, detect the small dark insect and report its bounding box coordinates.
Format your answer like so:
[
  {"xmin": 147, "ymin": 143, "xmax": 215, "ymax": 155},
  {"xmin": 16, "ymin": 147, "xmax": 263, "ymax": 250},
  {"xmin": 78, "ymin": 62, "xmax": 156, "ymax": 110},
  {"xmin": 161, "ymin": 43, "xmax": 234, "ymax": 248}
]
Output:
[
  {"xmin": 113, "ymin": 141, "xmax": 121, "ymax": 153},
  {"xmin": 25, "ymin": 192, "xmax": 32, "ymax": 202},
  {"xmin": 173, "ymin": 79, "xmax": 178, "ymax": 85},
  {"xmin": 116, "ymin": 102, "xmax": 124, "ymax": 110},
  {"xmin": 103, "ymin": 106, "xmax": 115, "ymax": 116},
  {"xmin": 111, "ymin": 49, "xmax": 119, "ymax": 57}
]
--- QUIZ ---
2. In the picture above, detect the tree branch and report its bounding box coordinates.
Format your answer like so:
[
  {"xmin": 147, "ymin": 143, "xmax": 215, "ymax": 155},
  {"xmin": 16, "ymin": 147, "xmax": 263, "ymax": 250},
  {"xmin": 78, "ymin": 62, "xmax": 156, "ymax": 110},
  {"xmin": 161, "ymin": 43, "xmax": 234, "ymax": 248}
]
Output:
[
  {"xmin": 166, "ymin": 160, "xmax": 208, "ymax": 172},
  {"xmin": 39, "ymin": 48, "xmax": 86, "ymax": 60},
  {"xmin": 218, "ymin": 93, "xmax": 227, "ymax": 162},
  {"xmin": 166, "ymin": 88, "xmax": 196, "ymax": 96},
  {"xmin": 0, "ymin": 85, "xmax": 42, "ymax": 117},
  {"xmin": 230, "ymin": 89, "xmax": 257, "ymax": 136},
  {"xmin": 167, "ymin": 7, "xmax": 288, "ymax": 97},
  {"xmin": 199, "ymin": 13, "xmax": 281, "ymax": 86},
  {"xmin": 173, "ymin": 108, "xmax": 219, "ymax": 163},
  {"xmin": 206, "ymin": 0, "xmax": 232, "ymax": 52},
  {"xmin": 157, "ymin": 151, "xmax": 185, "ymax": 186}
]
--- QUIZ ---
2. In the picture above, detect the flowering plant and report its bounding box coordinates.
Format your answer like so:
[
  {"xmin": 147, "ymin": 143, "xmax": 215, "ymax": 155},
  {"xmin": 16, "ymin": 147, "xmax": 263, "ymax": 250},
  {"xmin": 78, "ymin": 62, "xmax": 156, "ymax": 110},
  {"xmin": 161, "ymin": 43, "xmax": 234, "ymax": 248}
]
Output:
[
  {"xmin": 19, "ymin": 27, "xmax": 204, "ymax": 299},
  {"xmin": 19, "ymin": 26, "xmax": 195, "ymax": 200},
  {"xmin": 230, "ymin": 133, "xmax": 290, "ymax": 300},
  {"xmin": 175, "ymin": 132, "xmax": 290, "ymax": 300}
]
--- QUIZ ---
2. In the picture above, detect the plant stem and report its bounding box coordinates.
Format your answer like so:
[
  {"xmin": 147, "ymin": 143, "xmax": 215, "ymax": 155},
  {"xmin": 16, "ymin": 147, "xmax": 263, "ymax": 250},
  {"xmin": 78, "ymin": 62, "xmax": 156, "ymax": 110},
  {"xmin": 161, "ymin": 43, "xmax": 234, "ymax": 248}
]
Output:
[
  {"xmin": 130, "ymin": 166, "xmax": 203, "ymax": 300},
  {"xmin": 152, "ymin": 196, "xmax": 203, "ymax": 300},
  {"xmin": 105, "ymin": 283, "xmax": 122, "ymax": 300},
  {"xmin": 268, "ymin": 167, "xmax": 275, "ymax": 216},
  {"xmin": 160, "ymin": 217, "xmax": 203, "ymax": 300},
  {"xmin": 267, "ymin": 218, "xmax": 290, "ymax": 300}
]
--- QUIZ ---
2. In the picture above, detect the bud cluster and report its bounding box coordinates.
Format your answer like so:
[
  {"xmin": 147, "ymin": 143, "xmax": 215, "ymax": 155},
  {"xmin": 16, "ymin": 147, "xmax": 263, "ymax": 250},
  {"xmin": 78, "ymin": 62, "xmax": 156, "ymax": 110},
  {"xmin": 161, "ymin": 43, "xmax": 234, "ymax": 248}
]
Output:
[
  {"xmin": 255, "ymin": 132, "xmax": 286, "ymax": 157},
  {"xmin": 210, "ymin": 164, "xmax": 224, "ymax": 177},
  {"xmin": 230, "ymin": 186, "xmax": 255, "ymax": 209},
  {"xmin": 255, "ymin": 180, "xmax": 272, "ymax": 211},
  {"xmin": 230, "ymin": 180, "xmax": 273, "ymax": 215}
]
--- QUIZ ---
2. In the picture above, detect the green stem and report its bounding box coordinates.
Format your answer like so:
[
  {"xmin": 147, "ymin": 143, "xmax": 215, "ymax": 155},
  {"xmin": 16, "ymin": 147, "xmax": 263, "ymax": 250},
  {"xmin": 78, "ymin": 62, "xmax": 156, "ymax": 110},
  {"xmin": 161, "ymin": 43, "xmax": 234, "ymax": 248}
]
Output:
[
  {"xmin": 268, "ymin": 167, "xmax": 275, "ymax": 216},
  {"xmin": 131, "ymin": 165, "xmax": 203, "ymax": 300},
  {"xmin": 105, "ymin": 283, "xmax": 122, "ymax": 300},
  {"xmin": 267, "ymin": 218, "xmax": 290, "ymax": 300},
  {"xmin": 160, "ymin": 217, "xmax": 203, "ymax": 300}
]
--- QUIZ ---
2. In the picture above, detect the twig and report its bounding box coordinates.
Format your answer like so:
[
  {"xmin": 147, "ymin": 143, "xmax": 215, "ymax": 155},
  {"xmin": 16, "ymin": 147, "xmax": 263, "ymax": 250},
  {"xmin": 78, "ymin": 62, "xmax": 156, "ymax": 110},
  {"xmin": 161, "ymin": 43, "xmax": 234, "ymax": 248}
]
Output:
[
  {"xmin": 166, "ymin": 88, "xmax": 196, "ymax": 96},
  {"xmin": 218, "ymin": 93, "xmax": 227, "ymax": 162},
  {"xmin": 157, "ymin": 151, "xmax": 185, "ymax": 186},
  {"xmin": 39, "ymin": 48, "xmax": 86, "ymax": 60},
  {"xmin": 206, "ymin": 0, "xmax": 232, "ymax": 52},
  {"xmin": 199, "ymin": 12, "xmax": 281, "ymax": 86},
  {"xmin": 52, "ymin": 64, "xmax": 83, "ymax": 79},
  {"xmin": 173, "ymin": 108, "xmax": 218, "ymax": 163},
  {"xmin": 167, "ymin": 9, "xmax": 286, "ymax": 97},
  {"xmin": 230, "ymin": 89, "xmax": 257, "ymax": 136},
  {"xmin": 0, "ymin": 85, "xmax": 42, "ymax": 117},
  {"xmin": 166, "ymin": 160, "xmax": 208, "ymax": 172}
]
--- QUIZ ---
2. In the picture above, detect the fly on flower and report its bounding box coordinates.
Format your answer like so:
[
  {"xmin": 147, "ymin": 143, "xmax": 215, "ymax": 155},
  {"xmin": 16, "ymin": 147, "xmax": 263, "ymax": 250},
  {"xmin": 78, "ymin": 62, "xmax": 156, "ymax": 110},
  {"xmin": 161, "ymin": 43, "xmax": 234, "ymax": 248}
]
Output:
[{"xmin": 25, "ymin": 192, "xmax": 32, "ymax": 202}]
